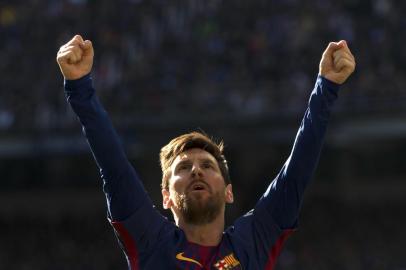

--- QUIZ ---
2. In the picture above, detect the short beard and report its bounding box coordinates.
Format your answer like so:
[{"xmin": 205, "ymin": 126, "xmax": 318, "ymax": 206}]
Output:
[{"xmin": 175, "ymin": 189, "xmax": 224, "ymax": 225}]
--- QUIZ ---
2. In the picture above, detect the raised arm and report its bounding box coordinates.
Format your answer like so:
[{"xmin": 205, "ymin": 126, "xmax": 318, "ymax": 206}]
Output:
[
  {"xmin": 56, "ymin": 35, "xmax": 153, "ymax": 221},
  {"xmin": 261, "ymin": 40, "xmax": 356, "ymax": 229},
  {"xmin": 230, "ymin": 41, "xmax": 355, "ymax": 268}
]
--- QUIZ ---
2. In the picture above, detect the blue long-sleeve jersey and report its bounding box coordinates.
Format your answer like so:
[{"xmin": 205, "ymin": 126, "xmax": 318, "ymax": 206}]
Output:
[{"xmin": 64, "ymin": 75, "xmax": 340, "ymax": 270}]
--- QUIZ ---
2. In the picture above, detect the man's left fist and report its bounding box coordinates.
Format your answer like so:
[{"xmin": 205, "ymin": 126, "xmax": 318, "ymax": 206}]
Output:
[{"xmin": 319, "ymin": 40, "xmax": 356, "ymax": 85}]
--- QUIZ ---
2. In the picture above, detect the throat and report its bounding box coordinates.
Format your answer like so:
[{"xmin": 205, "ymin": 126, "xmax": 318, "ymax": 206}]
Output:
[{"xmin": 182, "ymin": 223, "xmax": 224, "ymax": 246}]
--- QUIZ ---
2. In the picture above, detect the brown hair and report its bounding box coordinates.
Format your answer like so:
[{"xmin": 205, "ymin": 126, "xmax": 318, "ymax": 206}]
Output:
[{"xmin": 160, "ymin": 131, "xmax": 230, "ymax": 190}]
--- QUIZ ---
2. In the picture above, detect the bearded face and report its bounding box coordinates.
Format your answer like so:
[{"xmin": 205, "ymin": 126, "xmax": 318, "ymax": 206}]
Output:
[
  {"xmin": 162, "ymin": 148, "xmax": 234, "ymax": 226},
  {"xmin": 174, "ymin": 182, "xmax": 225, "ymax": 225}
]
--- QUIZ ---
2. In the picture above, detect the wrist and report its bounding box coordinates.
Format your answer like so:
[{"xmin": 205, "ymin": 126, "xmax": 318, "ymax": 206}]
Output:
[
  {"xmin": 64, "ymin": 73, "xmax": 92, "ymax": 91},
  {"xmin": 317, "ymin": 74, "xmax": 340, "ymax": 93}
]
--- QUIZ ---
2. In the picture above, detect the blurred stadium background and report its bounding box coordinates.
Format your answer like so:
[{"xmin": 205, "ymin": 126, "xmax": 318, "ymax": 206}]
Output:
[{"xmin": 1, "ymin": 0, "xmax": 406, "ymax": 269}]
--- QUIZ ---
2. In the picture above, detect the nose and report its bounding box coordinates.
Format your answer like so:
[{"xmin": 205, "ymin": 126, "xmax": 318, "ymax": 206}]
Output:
[{"xmin": 191, "ymin": 164, "xmax": 203, "ymax": 178}]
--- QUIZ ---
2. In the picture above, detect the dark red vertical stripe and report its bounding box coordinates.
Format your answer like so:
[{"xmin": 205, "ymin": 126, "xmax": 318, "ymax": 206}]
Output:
[
  {"xmin": 264, "ymin": 229, "xmax": 294, "ymax": 270},
  {"xmin": 112, "ymin": 221, "xmax": 139, "ymax": 270}
]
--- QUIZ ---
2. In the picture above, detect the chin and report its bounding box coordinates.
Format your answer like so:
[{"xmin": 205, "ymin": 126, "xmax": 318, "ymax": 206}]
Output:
[{"xmin": 189, "ymin": 191, "xmax": 210, "ymax": 199}]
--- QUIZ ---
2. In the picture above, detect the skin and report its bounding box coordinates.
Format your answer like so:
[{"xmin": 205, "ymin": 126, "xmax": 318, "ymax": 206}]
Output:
[
  {"xmin": 319, "ymin": 40, "xmax": 356, "ymax": 84},
  {"xmin": 57, "ymin": 35, "xmax": 356, "ymax": 246},
  {"xmin": 56, "ymin": 35, "xmax": 93, "ymax": 80},
  {"xmin": 162, "ymin": 148, "xmax": 234, "ymax": 246}
]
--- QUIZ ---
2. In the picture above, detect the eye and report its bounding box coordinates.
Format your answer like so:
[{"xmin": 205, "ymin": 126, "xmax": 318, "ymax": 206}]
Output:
[
  {"xmin": 202, "ymin": 162, "xmax": 213, "ymax": 169},
  {"xmin": 177, "ymin": 163, "xmax": 191, "ymax": 172}
]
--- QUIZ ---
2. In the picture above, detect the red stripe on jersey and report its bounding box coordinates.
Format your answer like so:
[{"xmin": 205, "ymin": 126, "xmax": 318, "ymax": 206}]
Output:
[
  {"xmin": 112, "ymin": 221, "xmax": 139, "ymax": 270},
  {"xmin": 264, "ymin": 229, "xmax": 294, "ymax": 270}
]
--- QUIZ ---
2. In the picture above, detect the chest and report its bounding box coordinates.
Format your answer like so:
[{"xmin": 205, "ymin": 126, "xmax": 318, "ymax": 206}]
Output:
[{"xmin": 142, "ymin": 238, "xmax": 243, "ymax": 270}]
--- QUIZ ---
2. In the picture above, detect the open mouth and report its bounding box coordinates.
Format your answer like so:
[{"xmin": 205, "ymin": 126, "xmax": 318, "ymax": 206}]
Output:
[
  {"xmin": 189, "ymin": 181, "xmax": 209, "ymax": 192},
  {"xmin": 192, "ymin": 184, "xmax": 205, "ymax": 191}
]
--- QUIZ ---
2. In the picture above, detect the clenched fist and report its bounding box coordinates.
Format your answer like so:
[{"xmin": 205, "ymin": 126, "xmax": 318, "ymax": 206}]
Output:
[
  {"xmin": 56, "ymin": 35, "xmax": 94, "ymax": 80},
  {"xmin": 319, "ymin": 40, "xmax": 355, "ymax": 85}
]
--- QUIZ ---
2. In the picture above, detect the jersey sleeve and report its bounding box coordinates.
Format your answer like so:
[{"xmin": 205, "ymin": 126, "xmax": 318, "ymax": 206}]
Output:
[
  {"xmin": 64, "ymin": 74, "xmax": 172, "ymax": 257},
  {"xmin": 258, "ymin": 75, "xmax": 340, "ymax": 229},
  {"xmin": 230, "ymin": 75, "xmax": 340, "ymax": 268}
]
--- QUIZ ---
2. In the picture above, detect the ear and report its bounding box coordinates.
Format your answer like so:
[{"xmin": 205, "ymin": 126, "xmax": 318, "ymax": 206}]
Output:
[
  {"xmin": 225, "ymin": 184, "xmax": 234, "ymax": 204},
  {"xmin": 162, "ymin": 189, "xmax": 173, "ymax": 209}
]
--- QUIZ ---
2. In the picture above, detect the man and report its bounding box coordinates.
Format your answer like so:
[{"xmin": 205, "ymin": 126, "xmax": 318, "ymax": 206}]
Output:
[{"xmin": 56, "ymin": 35, "xmax": 355, "ymax": 269}]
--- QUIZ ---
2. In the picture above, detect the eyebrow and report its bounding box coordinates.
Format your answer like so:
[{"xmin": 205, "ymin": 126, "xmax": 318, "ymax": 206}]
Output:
[
  {"xmin": 175, "ymin": 158, "xmax": 217, "ymax": 169},
  {"xmin": 173, "ymin": 160, "xmax": 192, "ymax": 173},
  {"xmin": 175, "ymin": 160, "xmax": 192, "ymax": 168},
  {"xmin": 200, "ymin": 158, "xmax": 216, "ymax": 165}
]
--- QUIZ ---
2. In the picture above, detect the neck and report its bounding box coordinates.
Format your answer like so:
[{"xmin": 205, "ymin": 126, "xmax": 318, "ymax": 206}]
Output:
[{"xmin": 176, "ymin": 210, "xmax": 225, "ymax": 246}]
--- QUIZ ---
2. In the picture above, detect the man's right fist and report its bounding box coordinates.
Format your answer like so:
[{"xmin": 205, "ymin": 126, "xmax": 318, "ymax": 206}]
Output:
[{"xmin": 56, "ymin": 35, "xmax": 94, "ymax": 80}]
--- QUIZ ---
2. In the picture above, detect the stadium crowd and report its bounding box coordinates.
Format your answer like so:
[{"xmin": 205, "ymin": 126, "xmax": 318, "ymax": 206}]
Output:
[
  {"xmin": 1, "ymin": 0, "xmax": 406, "ymax": 132},
  {"xmin": 1, "ymin": 1, "xmax": 406, "ymax": 269}
]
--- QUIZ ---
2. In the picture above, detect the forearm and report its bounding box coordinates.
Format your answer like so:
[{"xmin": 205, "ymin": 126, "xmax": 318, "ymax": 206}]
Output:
[
  {"xmin": 65, "ymin": 75, "xmax": 128, "ymax": 173},
  {"xmin": 260, "ymin": 75, "xmax": 340, "ymax": 228},
  {"xmin": 284, "ymin": 75, "xmax": 339, "ymax": 189},
  {"xmin": 65, "ymin": 74, "xmax": 147, "ymax": 220}
]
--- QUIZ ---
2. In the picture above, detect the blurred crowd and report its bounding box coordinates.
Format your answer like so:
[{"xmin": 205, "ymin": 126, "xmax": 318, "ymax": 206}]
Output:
[
  {"xmin": 279, "ymin": 200, "xmax": 406, "ymax": 270},
  {"xmin": 1, "ymin": 0, "xmax": 406, "ymax": 132},
  {"xmin": 1, "ymin": 1, "xmax": 405, "ymax": 269}
]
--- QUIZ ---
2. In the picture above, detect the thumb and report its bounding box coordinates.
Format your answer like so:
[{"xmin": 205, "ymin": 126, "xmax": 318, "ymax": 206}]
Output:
[
  {"xmin": 80, "ymin": 40, "xmax": 94, "ymax": 57},
  {"xmin": 82, "ymin": 40, "xmax": 92, "ymax": 49},
  {"xmin": 339, "ymin": 40, "xmax": 348, "ymax": 49},
  {"xmin": 323, "ymin": 41, "xmax": 342, "ymax": 57},
  {"xmin": 80, "ymin": 40, "xmax": 92, "ymax": 50}
]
